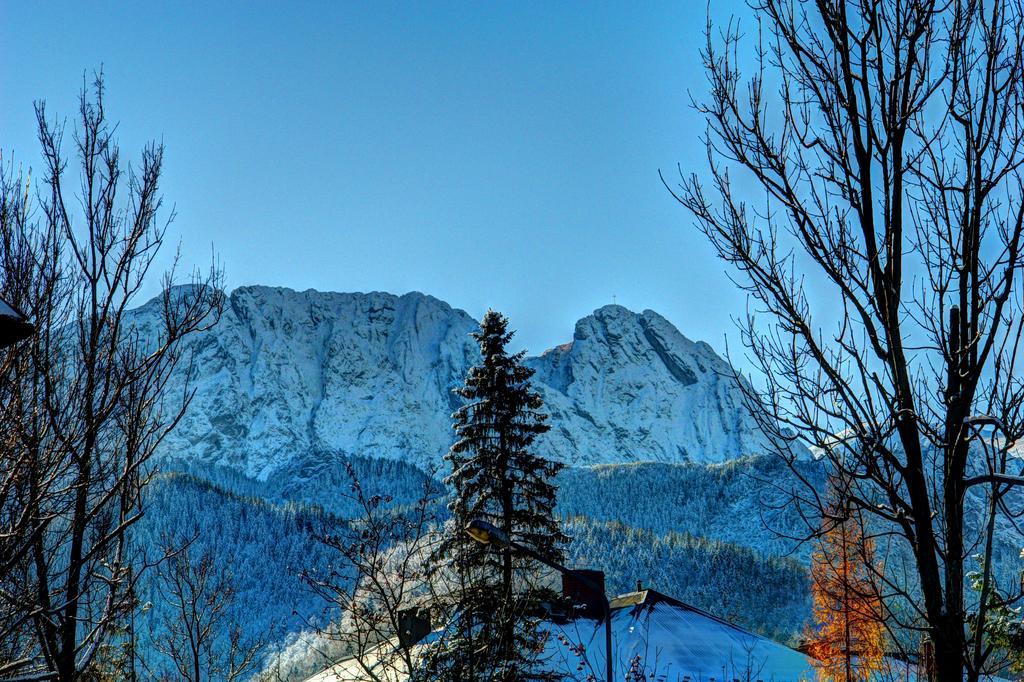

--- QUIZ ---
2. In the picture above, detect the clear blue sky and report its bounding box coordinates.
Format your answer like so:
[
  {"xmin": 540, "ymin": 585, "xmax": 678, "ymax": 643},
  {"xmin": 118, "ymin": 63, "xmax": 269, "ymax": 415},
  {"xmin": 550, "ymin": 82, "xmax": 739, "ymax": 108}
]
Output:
[{"xmin": 1, "ymin": 1, "xmax": 750, "ymax": 356}]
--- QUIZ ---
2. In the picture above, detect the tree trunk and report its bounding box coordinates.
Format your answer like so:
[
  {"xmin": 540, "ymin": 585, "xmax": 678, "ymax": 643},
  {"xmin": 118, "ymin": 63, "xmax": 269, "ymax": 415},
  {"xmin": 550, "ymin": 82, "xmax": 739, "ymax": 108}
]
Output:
[
  {"xmin": 499, "ymin": 427, "xmax": 515, "ymax": 679},
  {"xmin": 933, "ymin": 623, "xmax": 966, "ymax": 682}
]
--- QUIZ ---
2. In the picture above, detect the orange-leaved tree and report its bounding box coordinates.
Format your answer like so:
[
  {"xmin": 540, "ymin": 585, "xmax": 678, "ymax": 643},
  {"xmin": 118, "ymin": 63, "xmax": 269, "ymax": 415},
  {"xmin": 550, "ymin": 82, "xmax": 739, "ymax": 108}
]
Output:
[{"xmin": 806, "ymin": 492, "xmax": 886, "ymax": 682}]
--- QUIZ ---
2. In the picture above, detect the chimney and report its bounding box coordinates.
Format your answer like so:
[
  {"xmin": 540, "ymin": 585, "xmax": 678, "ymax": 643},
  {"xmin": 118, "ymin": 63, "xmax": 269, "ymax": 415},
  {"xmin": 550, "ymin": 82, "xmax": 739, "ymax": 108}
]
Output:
[
  {"xmin": 636, "ymin": 580, "xmax": 643, "ymax": 592},
  {"xmin": 561, "ymin": 570, "xmax": 606, "ymax": 619},
  {"xmin": 398, "ymin": 607, "xmax": 431, "ymax": 648}
]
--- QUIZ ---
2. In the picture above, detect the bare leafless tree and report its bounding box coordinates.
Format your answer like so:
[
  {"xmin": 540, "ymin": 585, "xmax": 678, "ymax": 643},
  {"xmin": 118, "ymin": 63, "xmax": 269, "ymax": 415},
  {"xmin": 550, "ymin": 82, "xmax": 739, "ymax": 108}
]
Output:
[
  {"xmin": 0, "ymin": 151, "xmax": 61, "ymax": 678},
  {"xmin": 142, "ymin": 535, "xmax": 267, "ymax": 682},
  {"xmin": 300, "ymin": 461, "xmax": 441, "ymax": 682},
  {"xmin": 666, "ymin": 1, "xmax": 1024, "ymax": 680},
  {"xmin": 0, "ymin": 72, "xmax": 222, "ymax": 680}
]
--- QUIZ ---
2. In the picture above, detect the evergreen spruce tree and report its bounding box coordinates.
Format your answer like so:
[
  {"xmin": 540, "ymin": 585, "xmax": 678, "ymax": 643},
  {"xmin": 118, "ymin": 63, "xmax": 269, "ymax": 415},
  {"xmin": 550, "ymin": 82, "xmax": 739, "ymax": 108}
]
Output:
[{"xmin": 429, "ymin": 310, "xmax": 567, "ymax": 681}]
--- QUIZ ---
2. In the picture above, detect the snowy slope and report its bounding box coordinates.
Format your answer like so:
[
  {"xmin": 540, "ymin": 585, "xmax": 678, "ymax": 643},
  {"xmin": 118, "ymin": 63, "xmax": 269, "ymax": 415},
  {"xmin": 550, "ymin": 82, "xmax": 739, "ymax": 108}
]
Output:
[{"xmin": 142, "ymin": 286, "xmax": 773, "ymax": 478}]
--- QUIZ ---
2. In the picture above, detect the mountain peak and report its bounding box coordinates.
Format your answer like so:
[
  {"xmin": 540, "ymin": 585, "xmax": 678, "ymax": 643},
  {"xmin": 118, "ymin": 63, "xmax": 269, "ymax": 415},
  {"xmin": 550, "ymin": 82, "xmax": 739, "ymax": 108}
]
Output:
[{"xmin": 591, "ymin": 303, "xmax": 636, "ymax": 317}]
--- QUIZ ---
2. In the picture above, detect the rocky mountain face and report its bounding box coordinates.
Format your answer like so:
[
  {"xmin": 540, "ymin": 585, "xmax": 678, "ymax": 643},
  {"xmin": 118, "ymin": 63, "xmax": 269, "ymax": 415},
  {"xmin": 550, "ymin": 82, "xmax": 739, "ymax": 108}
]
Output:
[
  {"xmin": 529, "ymin": 305, "xmax": 769, "ymax": 466},
  {"xmin": 146, "ymin": 286, "xmax": 772, "ymax": 478}
]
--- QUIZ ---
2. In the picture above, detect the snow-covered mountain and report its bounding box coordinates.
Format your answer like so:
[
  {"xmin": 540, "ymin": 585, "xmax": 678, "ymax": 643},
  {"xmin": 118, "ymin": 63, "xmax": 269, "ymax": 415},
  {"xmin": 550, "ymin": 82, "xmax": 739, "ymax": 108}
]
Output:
[{"xmin": 148, "ymin": 286, "xmax": 772, "ymax": 478}]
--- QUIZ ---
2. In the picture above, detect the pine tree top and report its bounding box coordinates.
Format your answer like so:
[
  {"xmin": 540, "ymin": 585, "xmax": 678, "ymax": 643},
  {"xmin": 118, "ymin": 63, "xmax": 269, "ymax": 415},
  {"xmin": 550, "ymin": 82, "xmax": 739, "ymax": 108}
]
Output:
[{"xmin": 474, "ymin": 309, "xmax": 515, "ymax": 358}]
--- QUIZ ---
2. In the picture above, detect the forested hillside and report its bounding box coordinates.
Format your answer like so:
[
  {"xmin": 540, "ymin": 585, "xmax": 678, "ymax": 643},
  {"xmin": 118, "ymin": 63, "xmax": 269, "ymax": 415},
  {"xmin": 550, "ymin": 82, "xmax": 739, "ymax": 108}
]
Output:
[
  {"xmin": 133, "ymin": 474, "xmax": 343, "ymax": 676},
  {"xmin": 173, "ymin": 453, "xmax": 822, "ymax": 557},
  {"xmin": 133, "ymin": 456, "xmax": 819, "ymax": 677},
  {"xmin": 562, "ymin": 517, "xmax": 810, "ymax": 643},
  {"xmin": 556, "ymin": 456, "xmax": 823, "ymax": 558}
]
